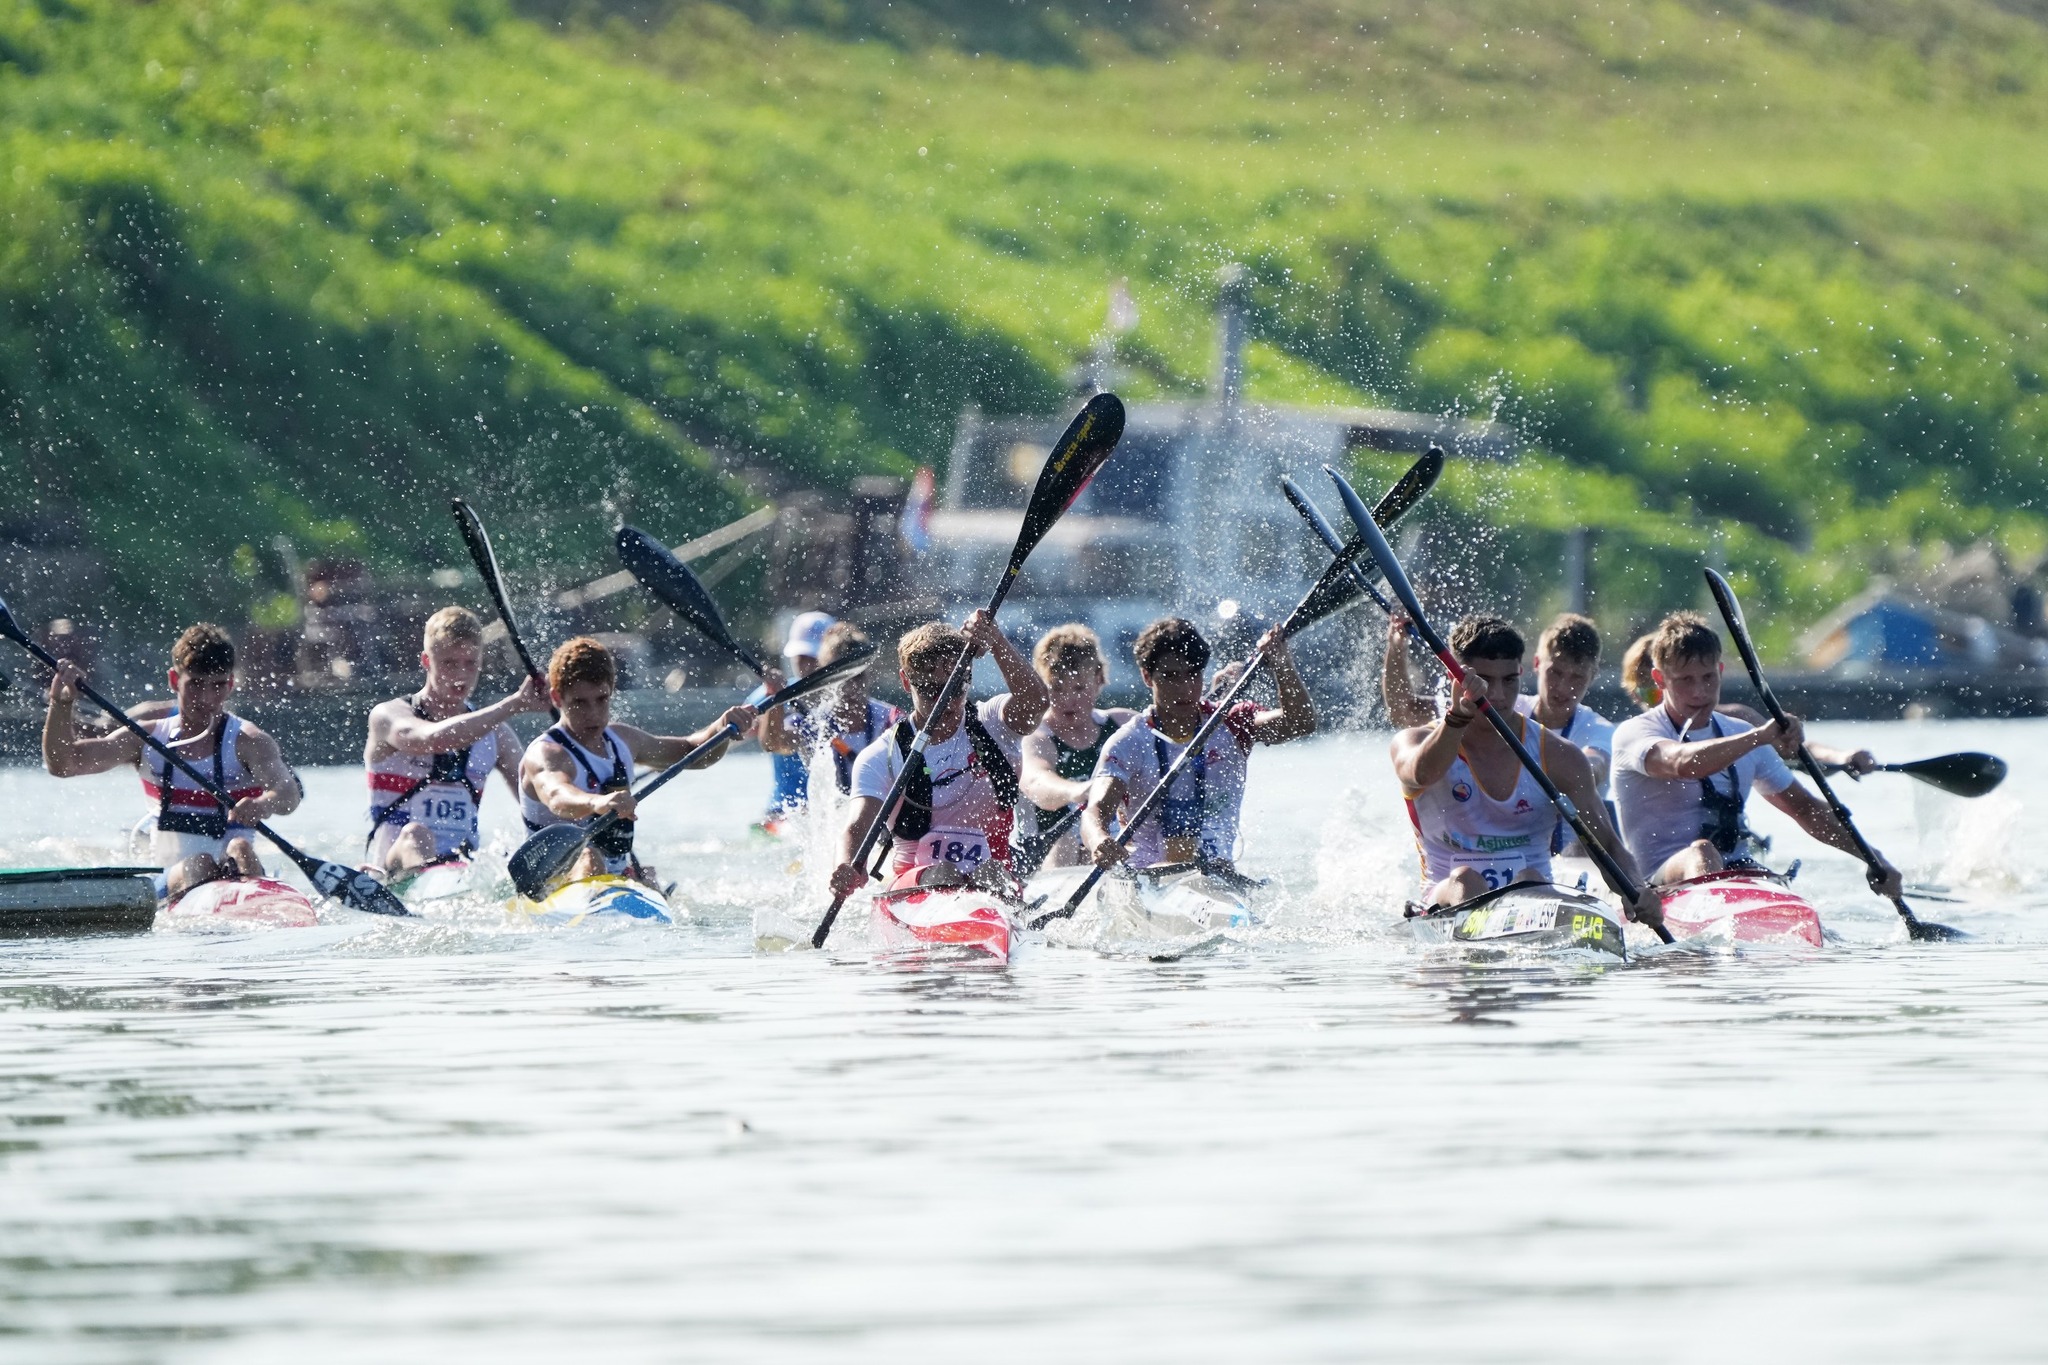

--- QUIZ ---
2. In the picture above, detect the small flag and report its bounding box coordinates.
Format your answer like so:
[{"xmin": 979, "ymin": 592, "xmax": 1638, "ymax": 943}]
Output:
[{"xmin": 900, "ymin": 465, "xmax": 935, "ymax": 555}]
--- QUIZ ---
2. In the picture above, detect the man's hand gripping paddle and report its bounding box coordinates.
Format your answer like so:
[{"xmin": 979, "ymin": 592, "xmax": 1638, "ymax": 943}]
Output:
[
  {"xmin": 1027, "ymin": 450, "xmax": 1444, "ymax": 930},
  {"xmin": 1703, "ymin": 569, "xmax": 1964, "ymax": 942},
  {"xmin": 0, "ymin": 594, "xmax": 411, "ymax": 918},
  {"xmin": 451, "ymin": 498, "xmax": 556, "ymax": 720},
  {"xmin": 507, "ymin": 643, "xmax": 878, "ymax": 899},
  {"xmin": 811, "ymin": 392, "xmax": 1126, "ymax": 949},
  {"xmin": 1324, "ymin": 466, "xmax": 1676, "ymax": 944}
]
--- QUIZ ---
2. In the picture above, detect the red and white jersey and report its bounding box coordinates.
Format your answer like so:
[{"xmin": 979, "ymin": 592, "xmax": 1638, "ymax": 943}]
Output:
[
  {"xmin": 139, "ymin": 713, "xmax": 262, "ymax": 862},
  {"xmin": 1403, "ymin": 713, "xmax": 1558, "ymax": 891},
  {"xmin": 848, "ymin": 697, "xmax": 1026, "ymax": 877},
  {"xmin": 366, "ymin": 717, "xmax": 500, "ymax": 860},
  {"xmin": 1096, "ymin": 701, "xmax": 1260, "ymax": 869}
]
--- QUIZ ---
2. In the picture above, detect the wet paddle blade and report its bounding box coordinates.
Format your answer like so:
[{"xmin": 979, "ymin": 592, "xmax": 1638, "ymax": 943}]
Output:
[
  {"xmin": 616, "ymin": 525, "xmax": 766, "ymax": 676},
  {"xmin": 1008, "ymin": 393, "xmax": 1125, "ymax": 574},
  {"xmin": 451, "ymin": 499, "xmax": 504, "ymax": 595},
  {"xmin": 1281, "ymin": 539, "xmax": 1373, "ymax": 636},
  {"xmin": 308, "ymin": 859, "xmax": 414, "ymax": 918},
  {"xmin": 1374, "ymin": 445, "xmax": 1445, "ymax": 528},
  {"xmin": 765, "ymin": 641, "xmax": 878, "ymax": 709},
  {"xmin": 507, "ymin": 823, "xmax": 592, "ymax": 902},
  {"xmin": 1326, "ymin": 466, "xmax": 1432, "ymax": 632},
  {"xmin": 1886, "ymin": 751, "xmax": 2007, "ymax": 799}
]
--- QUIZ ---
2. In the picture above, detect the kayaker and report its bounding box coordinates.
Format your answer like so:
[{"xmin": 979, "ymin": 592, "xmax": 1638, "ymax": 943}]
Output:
[
  {"xmin": 762, "ymin": 620, "xmax": 901, "ymax": 805},
  {"xmin": 1611, "ymin": 611, "xmax": 1899, "ymax": 891},
  {"xmin": 1017, "ymin": 624, "xmax": 1135, "ymax": 870},
  {"xmin": 751, "ymin": 610, "xmax": 835, "ymax": 833},
  {"xmin": 827, "ymin": 612, "xmax": 1048, "ymax": 897},
  {"xmin": 1393, "ymin": 615, "xmax": 1657, "ymax": 920},
  {"xmin": 41, "ymin": 624, "xmax": 302, "ymax": 899},
  {"xmin": 1620, "ymin": 626, "xmax": 1877, "ymax": 775},
  {"xmin": 363, "ymin": 606, "xmax": 550, "ymax": 879},
  {"xmin": 521, "ymin": 636, "xmax": 759, "ymax": 886},
  {"xmin": 1081, "ymin": 616, "xmax": 1313, "ymax": 875}
]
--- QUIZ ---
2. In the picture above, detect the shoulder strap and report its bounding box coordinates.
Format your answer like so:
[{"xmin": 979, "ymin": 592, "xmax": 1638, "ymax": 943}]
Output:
[
  {"xmin": 963, "ymin": 708, "xmax": 1019, "ymax": 807},
  {"xmin": 889, "ymin": 719, "xmax": 933, "ymax": 840}
]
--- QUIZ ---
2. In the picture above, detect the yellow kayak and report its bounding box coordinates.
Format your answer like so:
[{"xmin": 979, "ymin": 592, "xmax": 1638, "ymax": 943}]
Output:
[{"xmin": 508, "ymin": 875, "xmax": 674, "ymax": 927}]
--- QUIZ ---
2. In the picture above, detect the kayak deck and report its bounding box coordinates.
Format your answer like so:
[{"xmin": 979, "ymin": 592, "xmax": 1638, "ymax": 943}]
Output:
[
  {"xmin": 510, "ymin": 875, "xmax": 675, "ymax": 927},
  {"xmin": 870, "ymin": 885, "xmax": 1014, "ymax": 963},
  {"xmin": 1405, "ymin": 881, "xmax": 1628, "ymax": 959},
  {"xmin": 162, "ymin": 876, "xmax": 321, "ymax": 929},
  {"xmin": 1657, "ymin": 868, "xmax": 1824, "ymax": 946},
  {"xmin": 1031, "ymin": 862, "xmax": 1260, "ymax": 956}
]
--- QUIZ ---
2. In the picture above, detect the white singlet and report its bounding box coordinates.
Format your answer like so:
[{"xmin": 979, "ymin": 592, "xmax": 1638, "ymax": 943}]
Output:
[
  {"xmin": 366, "ymin": 697, "xmax": 501, "ymax": 862},
  {"xmin": 139, "ymin": 713, "xmax": 262, "ymax": 866},
  {"xmin": 847, "ymin": 696, "xmax": 1025, "ymax": 878},
  {"xmin": 1095, "ymin": 701, "xmax": 1260, "ymax": 869},
  {"xmin": 1404, "ymin": 713, "xmax": 1559, "ymax": 891},
  {"xmin": 521, "ymin": 726, "xmax": 637, "ymax": 876}
]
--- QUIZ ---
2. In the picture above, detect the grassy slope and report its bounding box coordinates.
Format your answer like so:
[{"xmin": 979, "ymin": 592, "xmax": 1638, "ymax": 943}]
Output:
[{"xmin": 2, "ymin": 0, "xmax": 2046, "ymax": 643}]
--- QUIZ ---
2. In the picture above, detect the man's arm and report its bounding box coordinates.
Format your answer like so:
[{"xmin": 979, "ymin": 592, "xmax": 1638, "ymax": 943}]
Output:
[
  {"xmin": 1019, "ymin": 729, "xmax": 1088, "ymax": 810},
  {"xmin": 525, "ymin": 744, "xmax": 632, "ymax": 824},
  {"xmin": 1762, "ymin": 781, "xmax": 1902, "ymax": 896},
  {"xmin": 827, "ymin": 794, "xmax": 886, "ymax": 897},
  {"xmin": 41, "ymin": 662, "xmax": 141, "ymax": 777},
  {"xmin": 619, "ymin": 705, "xmax": 760, "ymax": 770},
  {"xmin": 965, "ymin": 611, "xmax": 1048, "ymax": 736},
  {"xmin": 378, "ymin": 676, "xmax": 548, "ymax": 759},
  {"xmin": 1381, "ymin": 619, "xmax": 1435, "ymax": 730},
  {"xmin": 230, "ymin": 725, "xmax": 302, "ymax": 823},
  {"xmin": 1248, "ymin": 628, "xmax": 1315, "ymax": 744},
  {"xmin": 1080, "ymin": 772, "xmax": 1129, "ymax": 868},
  {"xmin": 1641, "ymin": 716, "xmax": 1797, "ymax": 781},
  {"xmin": 1390, "ymin": 673, "xmax": 1483, "ymax": 790}
]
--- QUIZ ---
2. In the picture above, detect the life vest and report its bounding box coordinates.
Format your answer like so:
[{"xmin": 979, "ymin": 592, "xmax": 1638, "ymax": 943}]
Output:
[
  {"xmin": 140, "ymin": 713, "xmax": 261, "ymax": 839},
  {"xmin": 522, "ymin": 726, "xmax": 636, "ymax": 862},
  {"xmin": 886, "ymin": 712, "xmax": 1019, "ymax": 843},
  {"xmin": 365, "ymin": 693, "xmax": 497, "ymax": 857}
]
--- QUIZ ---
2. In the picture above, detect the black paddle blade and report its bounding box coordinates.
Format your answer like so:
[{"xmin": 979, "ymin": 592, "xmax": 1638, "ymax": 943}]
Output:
[
  {"xmin": 1009, "ymin": 392, "xmax": 1125, "ymax": 572},
  {"xmin": 1281, "ymin": 539, "xmax": 1374, "ymax": 637},
  {"xmin": 450, "ymin": 498, "xmax": 502, "ymax": 586},
  {"xmin": 1327, "ymin": 465, "xmax": 1430, "ymax": 629},
  {"xmin": 615, "ymin": 525, "xmax": 767, "ymax": 676},
  {"xmin": 1889, "ymin": 752, "xmax": 2008, "ymax": 799},
  {"xmin": 309, "ymin": 860, "xmax": 413, "ymax": 918},
  {"xmin": 0, "ymin": 591, "xmax": 25, "ymax": 645},
  {"xmin": 1377, "ymin": 445, "xmax": 1445, "ymax": 526},
  {"xmin": 508, "ymin": 823, "xmax": 592, "ymax": 902},
  {"xmin": 1907, "ymin": 914, "xmax": 1969, "ymax": 942}
]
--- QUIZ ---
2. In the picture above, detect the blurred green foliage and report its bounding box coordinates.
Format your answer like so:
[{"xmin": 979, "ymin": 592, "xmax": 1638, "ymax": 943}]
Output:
[{"xmin": 2, "ymin": 0, "xmax": 2046, "ymax": 648}]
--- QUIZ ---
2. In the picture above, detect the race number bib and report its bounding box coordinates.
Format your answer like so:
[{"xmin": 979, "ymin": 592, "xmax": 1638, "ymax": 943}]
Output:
[
  {"xmin": 418, "ymin": 791, "xmax": 476, "ymax": 842},
  {"xmin": 907, "ymin": 827, "xmax": 990, "ymax": 872}
]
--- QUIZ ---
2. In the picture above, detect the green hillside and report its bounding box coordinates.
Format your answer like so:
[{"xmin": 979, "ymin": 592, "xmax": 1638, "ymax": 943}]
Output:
[{"xmin": 4, "ymin": 0, "xmax": 2047, "ymax": 640}]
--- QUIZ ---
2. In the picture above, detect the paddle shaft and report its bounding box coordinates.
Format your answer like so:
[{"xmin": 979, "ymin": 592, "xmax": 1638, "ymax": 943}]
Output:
[
  {"xmin": 1282, "ymin": 480, "xmax": 1400, "ymax": 618},
  {"xmin": 569, "ymin": 722, "xmax": 743, "ymax": 854},
  {"xmin": 1703, "ymin": 571, "xmax": 1934, "ymax": 932},
  {"xmin": 25, "ymin": 636, "xmax": 335, "ymax": 891},
  {"xmin": 1029, "ymin": 642, "xmax": 1272, "ymax": 929},
  {"xmin": 811, "ymin": 574, "xmax": 1018, "ymax": 948}
]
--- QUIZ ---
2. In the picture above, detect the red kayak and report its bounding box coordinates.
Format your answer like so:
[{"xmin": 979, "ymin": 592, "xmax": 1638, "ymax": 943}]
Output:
[
  {"xmin": 161, "ymin": 876, "xmax": 320, "ymax": 930},
  {"xmin": 1656, "ymin": 868, "xmax": 1823, "ymax": 946},
  {"xmin": 869, "ymin": 885, "xmax": 1014, "ymax": 963}
]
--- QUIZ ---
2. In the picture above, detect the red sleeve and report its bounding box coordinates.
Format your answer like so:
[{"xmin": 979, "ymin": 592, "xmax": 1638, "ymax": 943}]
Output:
[{"xmin": 1223, "ymin": 700, "xmax": 1260, "ymax": 751}]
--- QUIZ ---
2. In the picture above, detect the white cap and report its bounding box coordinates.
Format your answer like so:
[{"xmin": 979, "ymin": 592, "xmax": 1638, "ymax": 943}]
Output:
[{"xmin": 783, "ymin": 610, "xmax": 836, "ymax": 662}]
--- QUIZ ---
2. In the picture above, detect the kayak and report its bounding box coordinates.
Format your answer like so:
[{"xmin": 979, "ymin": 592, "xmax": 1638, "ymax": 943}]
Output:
[
  {"xmin": 0, "ymin": 867, "xmax": 159, "ymax": 937},
  {"xmin": 161, "ymin": 876, "xmax": 321, "ymax": 929},
  {"xmin": 388, "ymin": 858, "xmax": 486, "ymax": 906},
  {"xmin": 1030, "ymin": 862, "xmax": 1261, "ymax": 956},
  {"xmin": 510, "ymin": 875, "xmax": 675, "ymax": 927},
  {"xmin": 1655, "ymin": 867, "xmax": 1824, "ymax": 947},
  {"xmin": 869, "ymin": 884, "xmax": 1015, "ymax": 963},
  {"xmin": 1404, "ymin": 881, "xmax": 1628, "ymax": 959}
]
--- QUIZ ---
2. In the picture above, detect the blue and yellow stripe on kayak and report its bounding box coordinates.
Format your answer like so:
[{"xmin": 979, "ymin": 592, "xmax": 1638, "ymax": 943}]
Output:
[{"xmin": 509, "ymin": 875, "xmax": 674, "ymax": 926}]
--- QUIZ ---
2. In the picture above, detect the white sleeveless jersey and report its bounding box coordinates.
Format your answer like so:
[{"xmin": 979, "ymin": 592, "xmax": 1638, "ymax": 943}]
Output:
[
  {"xmin": 1403, "ymin": 713, "xmax": 1558, "ymax": 891},
  {"xmin": 139, "ymin": 713, "xmax": 261, "ymax": 864},
  {"xmin": 520, "ymin": 726, "xmax": 636, "ymax": 875},
  {"xmin": 366, "ymin": 704, "xmax": 500, "ymax": 861}
]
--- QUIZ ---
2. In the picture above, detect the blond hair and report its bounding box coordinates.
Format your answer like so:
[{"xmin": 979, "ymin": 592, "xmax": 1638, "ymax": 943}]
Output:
[
  {"xmin": 1032, "ymin": 623, "xmax": 1107, "ymax": 682},
  {"xmin": 547, "ymin": 636, "xmax": 616, "ymax": 694},
  {"xmin": 423, "ymin": 605, "xmax": 485, "ymax": 651},
  {"xmin": 1649, "ymin": 611, "xmax": 1721, "ymax": 671},
  {"xmin": 896, "ymin": 621, "xmax": 968, "ymax": 692}
]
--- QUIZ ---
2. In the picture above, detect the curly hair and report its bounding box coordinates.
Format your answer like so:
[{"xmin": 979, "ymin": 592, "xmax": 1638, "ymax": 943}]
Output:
[
  {"xmin": 1133, "ymin": 618, "xmax": 1211, "ymax": 675},
  {"xmin": 547, "ymin": 636, "xmax": 617, "ymax": 694},
  {"xmin": 171, "ymin": 623, "xmax": 236, "ymax": 677}
]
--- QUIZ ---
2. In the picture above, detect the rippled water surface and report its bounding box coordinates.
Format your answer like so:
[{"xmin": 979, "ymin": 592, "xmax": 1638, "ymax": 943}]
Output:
[{"xmin": 3, "ymin": 718, "xmax": 2045, "ymax": 1362}]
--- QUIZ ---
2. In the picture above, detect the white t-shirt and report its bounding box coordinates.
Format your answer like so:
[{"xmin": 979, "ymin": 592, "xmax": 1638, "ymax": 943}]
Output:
[
  {"xmin": 1514, "ymin": 696, "xmax": 1614, "ymax": 776},
  {"xmin": 848, "ymin": 695, "xmax": 1026, "ymax": 873},
  {"xmin": 1096, "ymin": 701, "xmax": 1261, "ymax": 868},
  {"xmin": 1611, "ymin": 705, "xmax": 1795, "ymax": 873}
]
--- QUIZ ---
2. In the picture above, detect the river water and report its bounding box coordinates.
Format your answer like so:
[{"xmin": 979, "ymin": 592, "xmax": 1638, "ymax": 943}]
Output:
[{"xmin": 1, "ymin": 718, "xmax": 2043, "ymax": 1362}]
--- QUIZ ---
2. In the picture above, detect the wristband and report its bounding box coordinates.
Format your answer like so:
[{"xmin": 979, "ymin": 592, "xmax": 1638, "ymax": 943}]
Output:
[{"xmin": 1443, "ymin": 712, "xmax": 1474, "ymax": 729}]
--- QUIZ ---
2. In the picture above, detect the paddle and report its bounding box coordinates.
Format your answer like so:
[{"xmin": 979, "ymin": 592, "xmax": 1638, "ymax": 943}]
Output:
[
  {"xmin": 1702, "ymin": 569, "xmax": 1963, "ymax": 942},
  {"xmin": 1823, "ymin": 751, "xmax": 2007, "ymax": 799},
  {"xmin": 507, "ymin": 642, "xmax": 880, "ymax": 898},
  {"xmin": 451, "ymin": 498, "xmax": 556, "ymax": 719},
  {"xmin": 1026, "ymin": 533, "xmax": 1379, "ymax": 929},
  {"xmin": 811, "ymin": 391, "xmax": 1126, "ymax": 949},
  {"xmin": 1012, "ymin": 805, "xmax": 1084, "ymax": 880},
  {"xmin": 0, "ymin": 595, "xmax": 412, "ymax": 918},
  {"xmin": 615, "ymin": 525, "xmax": 772, "ymax": 679},
  {"xmin": 1325, "ymin": 465, "xmax": 1675, "ymax": 944}
]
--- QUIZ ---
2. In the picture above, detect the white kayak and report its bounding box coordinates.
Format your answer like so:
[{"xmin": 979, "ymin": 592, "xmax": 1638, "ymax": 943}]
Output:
[
  {"xmin": 1029, "ymin": 862, "xmax": 1261, "ymax": 956},
  {"xmin": 509, "ymin": 875, "xmax": 675, "ymax": 927},
  {"xmin": 1403, "ymin": 881, "xmax": 1628, "ymax": 959},
  {"xmin": 161, "ymin": 876, "xmax": 321, "ymax": 930},
  {"xmin": 387, "ymin": 857, "xmax": 498, "ymax": 907},
  {"xmin": 0, "ymin": 867, "xmax": 158, "ymax": 937}
]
